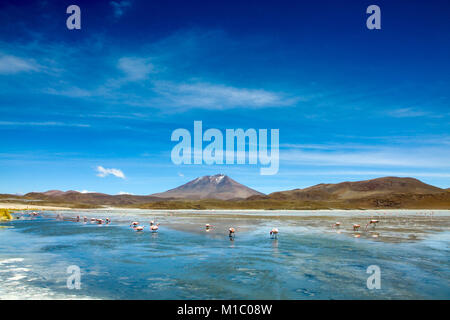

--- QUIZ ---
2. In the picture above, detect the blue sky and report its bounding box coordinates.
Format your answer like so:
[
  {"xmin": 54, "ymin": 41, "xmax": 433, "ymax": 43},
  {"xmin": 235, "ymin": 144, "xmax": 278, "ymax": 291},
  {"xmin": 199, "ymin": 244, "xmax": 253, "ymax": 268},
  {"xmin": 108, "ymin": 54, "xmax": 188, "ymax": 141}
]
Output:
[{"xmin": 0, "ymin": 0, "xmax": 449, "ymax": 195}]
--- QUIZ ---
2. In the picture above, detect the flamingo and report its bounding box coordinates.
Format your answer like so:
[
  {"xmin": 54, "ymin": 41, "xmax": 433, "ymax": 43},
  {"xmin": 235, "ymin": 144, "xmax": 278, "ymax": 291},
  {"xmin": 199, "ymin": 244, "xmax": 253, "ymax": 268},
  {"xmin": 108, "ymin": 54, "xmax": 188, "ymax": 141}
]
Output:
[
  {"xmin": 205, "ymin": 224, "xmax": 213, "ymax": 230},
  {"xmin": 332, "ymin": 222, "xmax": 341, "ymax": 229},
  {"xmin": 96, "ymin": 219, "xmax": 104, "ymax": 225},
  {"xmin": 353, "ymin": 224, "xmax": 361, "ymax": 231},
  {"xmin": 365, "ymin": 219, "xmax": 379, "ymax": 230},
  {"xmin": 229, "ymin": 227, "xmax": 235, "ymax": 238},
  {"xmin": 270, "ymin": 228, "xmax": 279, "ymax": 239},
  {"xmin": 105, "ymin": 218, "xmax": 111, "ymax": 224},
  {"xmin": 134, "ymin": 226, "xmax": 144, "ymax": 232},
  {"xmin": 150, "ymin": 225, "xmax": 159, "ymax": 233},
  {"xmin": 76, "ymin": 215, "xmax": 80, "ymax": 222},
  {"xmin": 83, "ymin": 216, "xmax": 87, "ymax": 222},
  {"xmin": 130, "ymin": 221, "xmax": 139, "ymax": 227}
]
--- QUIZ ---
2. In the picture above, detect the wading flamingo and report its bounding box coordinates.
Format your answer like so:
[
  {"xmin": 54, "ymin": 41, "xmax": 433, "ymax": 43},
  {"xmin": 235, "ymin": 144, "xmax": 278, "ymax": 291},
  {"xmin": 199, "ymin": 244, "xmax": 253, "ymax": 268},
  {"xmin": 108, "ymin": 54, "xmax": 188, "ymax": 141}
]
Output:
[
  {"xmin": 270, "ymin": 228, "xmax": 279, "ymax": 239},
  {"xmin": 96, "ymin": 219, "xmax": 104, "ymax": 225},
  {"xmin": 134, "ymin": 226, "xmax": 144, "ymax": 232},
  {"xmin": 83, "ymin": 216, "xmax": 87, "ymax": 222},
  {"xmin": 365, "ymin": 219, "xmax": 379, "ymax": 230},
  {"xmin": 353, "ymin": 224, "xmax": 361, "ymax": 231},
  {"xmin": 130, "ymin": 221, "xmax": 139, "ymax": 227},
  {"xmin": 76, "ymin": 216, "xmax": 80, "ymax": 222},
  {"xmin": 332, "ymin": 222, "xmax": 341, "ymax": 229},
  {"xmin": 105, "ymin": 218, "xmax": 111, "ymax": 224},
  {"xmin": 205, "ymin": 224, "xmax": 213, "ymax": 230},
  {"xmin": 150, "ymin": 225, "xmax": 159, "ymax": 233},
  {"xmin": 229, "ymin": 227, "xmax": 236, "ymax": 238}
]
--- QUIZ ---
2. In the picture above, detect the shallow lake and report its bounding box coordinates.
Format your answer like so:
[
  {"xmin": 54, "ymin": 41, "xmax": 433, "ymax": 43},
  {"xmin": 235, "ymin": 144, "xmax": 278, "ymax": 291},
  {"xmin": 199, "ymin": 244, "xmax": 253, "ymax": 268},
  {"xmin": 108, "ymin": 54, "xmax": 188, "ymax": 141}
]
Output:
[{"xmin": 0, "ymin": 209, "xmax": 449, "ymax": 299}]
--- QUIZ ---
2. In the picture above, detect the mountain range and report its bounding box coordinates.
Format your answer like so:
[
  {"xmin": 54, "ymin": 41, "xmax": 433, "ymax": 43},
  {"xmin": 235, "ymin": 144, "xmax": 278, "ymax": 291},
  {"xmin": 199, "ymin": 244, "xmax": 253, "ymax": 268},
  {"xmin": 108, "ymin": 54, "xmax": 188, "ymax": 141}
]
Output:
[{"xmin": 1, "ymin": 175, "xmax": 449, "ymax": 209}]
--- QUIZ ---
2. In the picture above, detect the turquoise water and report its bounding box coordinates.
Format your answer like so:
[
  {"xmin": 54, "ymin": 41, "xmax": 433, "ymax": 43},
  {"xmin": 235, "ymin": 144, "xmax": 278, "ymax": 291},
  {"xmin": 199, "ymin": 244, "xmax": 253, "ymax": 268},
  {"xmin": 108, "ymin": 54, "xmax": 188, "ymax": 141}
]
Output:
[{"xmin": 0, "ymin": 210, "xmax": 449, "ymax": 299}]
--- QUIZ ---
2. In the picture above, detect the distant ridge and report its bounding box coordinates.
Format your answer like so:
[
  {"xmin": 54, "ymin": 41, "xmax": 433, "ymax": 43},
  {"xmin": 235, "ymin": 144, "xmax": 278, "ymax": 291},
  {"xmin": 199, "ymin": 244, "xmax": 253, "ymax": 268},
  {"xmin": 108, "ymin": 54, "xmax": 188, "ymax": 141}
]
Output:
[
  {"xmin": 23, "ymin": 190, "xmax": 161, "ymax": 206},
  {"xmin": 42, "ymin": 190, "xmax": 80, "ymax": 196},
  {"xmin": 249, "ymin": 177, "xmax": 445, "ymax": 201},
  {"xmin": 152, "ymin": 174, "xmax": 264, "ymax": 200},
  {"xmin": 2, "ymin": 176, "xmax": 448, "ymax": 209}
]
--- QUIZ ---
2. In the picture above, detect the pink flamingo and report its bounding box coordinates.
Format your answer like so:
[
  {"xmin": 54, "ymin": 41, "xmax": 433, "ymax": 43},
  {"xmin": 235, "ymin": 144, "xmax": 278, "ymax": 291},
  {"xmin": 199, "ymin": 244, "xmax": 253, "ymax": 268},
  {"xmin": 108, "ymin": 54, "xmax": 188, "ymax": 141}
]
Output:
[
  {"xmin": 365, "ymin": 219, "xmax": 379, "ymax": 230},
  {"xmin": 229, "ymin": 227, "xmax": 236, "ymax": 238},
  {"xmin": 134, "ymin": 226, "xmax": 144, "ymax": 232},
  {"xmin": 353, "ymin": 224, "xmax": 361, "ymax": 231},
  {"xmin": 270, "ymin": 228, "xmax": 279, "ymax": 239},
  {"xmin": 130, "ymin": 221, "xmax": 139, "ymax": 227},
  {"xmin": 332, "ymin": 222, "xmax": 341, "ymax": 229}
]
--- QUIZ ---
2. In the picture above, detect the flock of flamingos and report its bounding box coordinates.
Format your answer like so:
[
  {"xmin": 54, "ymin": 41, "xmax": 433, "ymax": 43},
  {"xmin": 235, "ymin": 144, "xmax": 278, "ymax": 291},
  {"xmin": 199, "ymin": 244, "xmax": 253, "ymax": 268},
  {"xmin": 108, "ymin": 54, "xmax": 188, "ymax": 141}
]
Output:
[{"xmin": 23, "ymin": 211, "xmax": 385, "ymax": 240}]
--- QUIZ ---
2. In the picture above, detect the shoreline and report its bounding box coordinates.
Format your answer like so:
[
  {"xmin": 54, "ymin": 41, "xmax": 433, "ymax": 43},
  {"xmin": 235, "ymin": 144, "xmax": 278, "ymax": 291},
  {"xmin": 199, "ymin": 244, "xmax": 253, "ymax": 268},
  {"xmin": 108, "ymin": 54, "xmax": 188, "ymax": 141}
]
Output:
[
  {"xmin": 0, "ymin": 202, "xmax": 72, "ymax": 210},
  {"xmin": 1, "ymin": 202, "xmax": 449, "ymax": 213}
]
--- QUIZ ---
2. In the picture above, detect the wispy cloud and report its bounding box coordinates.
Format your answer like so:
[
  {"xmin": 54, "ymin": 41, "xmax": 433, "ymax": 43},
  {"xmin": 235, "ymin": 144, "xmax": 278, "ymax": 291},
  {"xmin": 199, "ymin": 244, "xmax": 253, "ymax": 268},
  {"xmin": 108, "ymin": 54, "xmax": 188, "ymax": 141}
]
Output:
[
  {"xmin": 0, "ymin": 54, "xmax": 39, "ymax": 74},
  {"xmin": 277, "ymin": 170, "xmax": 450, "ymax": 179},
  {"xmin": 45, "ymin": 86, "xmax": 92, "ymax": 98},
  {"xmin": 153, "ymin": 81, "xmax": 298, "ymax": 110},
  {"xmin": 280, "ymin": 147, "xmax": 450, "ymax": 168},
  {"xmin": 117, "ymin": 57, "xmax": 154, "ymax": 81},
  {"xmin": 387, "ymin": 108, "xmax": 429, "ymax": 118},
  {"xmin": 0, "ymin": 121, "xmax": 90, "ymax": 128},
  {"xmin": 110, "ymin": 1, "xmax": 132, "ymax": 18},
  {"xmin": 96, "ymin": 166, "xmax": 126, "ymax": 179}
]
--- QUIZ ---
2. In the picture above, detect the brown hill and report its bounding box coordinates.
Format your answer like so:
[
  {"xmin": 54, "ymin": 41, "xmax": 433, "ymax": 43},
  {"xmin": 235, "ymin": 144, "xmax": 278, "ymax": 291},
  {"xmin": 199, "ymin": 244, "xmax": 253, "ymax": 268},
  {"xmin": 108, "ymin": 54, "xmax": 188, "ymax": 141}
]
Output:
[
  {"xmin": 4, "ymin": 176, "xmax": 448, "ymax": 210},
  {"xmin": 152, "ymin": 174, "xmax": 264, "ymax": 200},
  {"xmin": 253, "ymin": 177, "xmax": 444, "ymax": 201},
  {"xmin": 23, "ymin": 190, "xmax": 162, "ymax": 206}
]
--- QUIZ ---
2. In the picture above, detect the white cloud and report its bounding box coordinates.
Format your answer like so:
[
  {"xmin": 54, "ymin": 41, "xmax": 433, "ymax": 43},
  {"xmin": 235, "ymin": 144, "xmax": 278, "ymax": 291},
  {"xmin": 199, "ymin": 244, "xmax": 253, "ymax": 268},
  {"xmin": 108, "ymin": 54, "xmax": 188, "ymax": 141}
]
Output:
[
  {"xmin": 387, "ymin": 108, "xmax": 429, "ymax": 118},
  {"xmin": 118, "ymin": 57, "xmax": 153, "ymax": 81},
  {"xmin": 153, "ymin": 81, "xmax": 298, "ymax": 110},
  {"xmin": 276, "ymin": 170, "xmax": 450, "ymax": 178},
  {"xmin": 118, "ymin": 191, "xmax": 133, "ymax": 195},
  {"xmin": 280, "ymin": 147, "xmax": 450, "ymax": 168},
  {"xmin": 77, "ymin": 190, "xmax": 97, "ymax": 194},
  {"xmin": 110, "ymin": 1, "xmax": 132, "ymax": 18},
  {"xmin": 0, "ymin": 54, "xmax": 39, "ymax": 74},
  {"xmin": 96, "ymin": 166, "xmax": 126, "ymax": 179},
  {"xmin": 45, "ymin": 86, "xmax": 92, "ymax": 98},
  {"xmin": 0, "ymin": 121, "xmax": 90, "ymax": 128}
]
